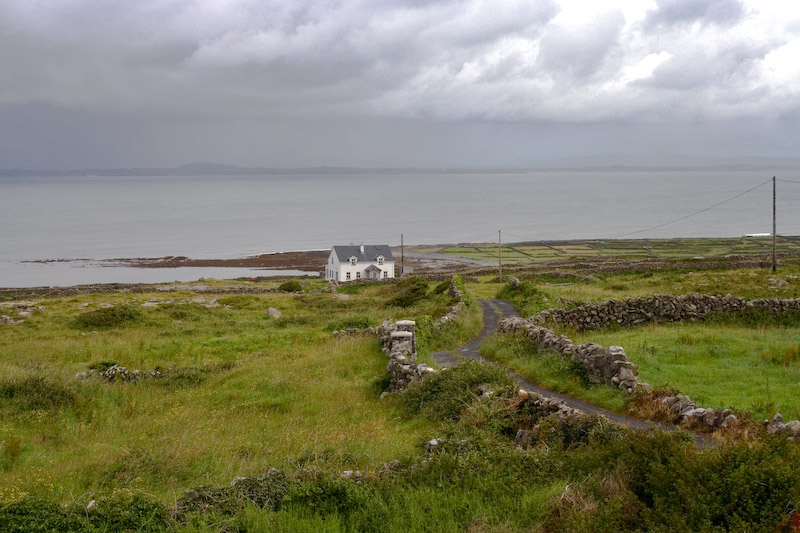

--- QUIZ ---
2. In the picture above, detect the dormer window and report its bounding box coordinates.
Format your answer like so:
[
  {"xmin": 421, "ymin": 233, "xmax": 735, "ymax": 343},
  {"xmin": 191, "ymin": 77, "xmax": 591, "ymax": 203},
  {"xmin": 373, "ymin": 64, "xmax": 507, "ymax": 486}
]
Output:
[
  {"xmin": 349, "ymin": 256, "xmax": 357, "ymax": 266},
  {"xmin": 377, "ymin": 255, "xmax": 384, "ymax": 266}
]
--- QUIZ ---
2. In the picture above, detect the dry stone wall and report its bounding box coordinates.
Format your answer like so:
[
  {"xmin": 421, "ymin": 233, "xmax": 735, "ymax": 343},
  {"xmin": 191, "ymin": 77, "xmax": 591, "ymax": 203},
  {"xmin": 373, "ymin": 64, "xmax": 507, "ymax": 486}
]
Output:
[
  {"xmin": 435, "ymin": 281, "xmax": 467, "ymax": 329},
  {"xmin": 499, "ymin": 315, "xmax": 748, "ymax": 431},
  {"xmin": 379, "ymin": 318, "xmax": 584, "ymax": 445},
  {"xmin": 503, "ymin": 294, "xmax": 800, "ymax": 436},
  {"xmin": 377, "ymin": 320, "xmax": 437, "ymax": 392},
  {"xmin": 499, "ymin": 317, "xmax": 639, "ymax": 392},
  {"xmin": 531, "ymin": 294, "xmax": 800, "ymax": 331}
]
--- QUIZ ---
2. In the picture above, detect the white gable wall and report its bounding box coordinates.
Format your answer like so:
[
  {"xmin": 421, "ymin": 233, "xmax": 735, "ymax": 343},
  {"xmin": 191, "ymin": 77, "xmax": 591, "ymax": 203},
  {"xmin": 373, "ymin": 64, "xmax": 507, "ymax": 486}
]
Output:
[
  {"xmin": 337, "ymin": 261, "xmax": 395, "ymax": 281},
  {"xmin": 324, "ymin": 250, "xmax": 395, "ymax": 281}
]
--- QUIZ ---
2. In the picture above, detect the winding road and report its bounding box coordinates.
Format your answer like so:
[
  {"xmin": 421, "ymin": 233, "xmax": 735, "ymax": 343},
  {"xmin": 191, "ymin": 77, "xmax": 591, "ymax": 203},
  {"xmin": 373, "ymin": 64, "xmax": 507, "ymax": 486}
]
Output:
[{"xmin": 433, "ymin": 299, "xmax": 706, "ymax": 442}]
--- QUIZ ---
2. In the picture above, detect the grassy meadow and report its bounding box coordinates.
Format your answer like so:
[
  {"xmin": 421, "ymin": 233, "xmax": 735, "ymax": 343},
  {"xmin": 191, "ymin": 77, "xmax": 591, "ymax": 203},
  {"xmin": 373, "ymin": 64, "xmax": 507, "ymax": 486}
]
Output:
[
  {"xmin": 469, "ymin": 258, "xmax": 800, "ymax": 422},
  {"xmin": 0, "ymin": 277, "xmax": 477, "ymax": 505},
  {"xmin": 412, "ymin": 235, "xmax": 800, "ymax": 264},
  {"xmin": 2, "ymin": 252, "xmax": 800, "ymax": 530}
]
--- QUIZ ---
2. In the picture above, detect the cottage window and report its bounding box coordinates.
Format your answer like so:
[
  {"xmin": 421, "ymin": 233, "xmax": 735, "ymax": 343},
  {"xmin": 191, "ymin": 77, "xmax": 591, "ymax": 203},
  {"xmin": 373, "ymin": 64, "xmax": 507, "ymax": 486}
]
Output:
[
  {"xmin": 350, "ymin": 257, "xmax": 357, "ymax": 266},
  {"xmin": 356, "ymin": 272, "xmax": 361, "ymax": 279},
  {"xmin": 346, "ymin": 272, "xmax": 351, "ymax": 280},
  {"xmin": 383, "ymin": 271, "xmax": 387, "ymax": 279},
  {"xmin": 377, "ymin": 256, "xmax": 384, "ymax": 265}
]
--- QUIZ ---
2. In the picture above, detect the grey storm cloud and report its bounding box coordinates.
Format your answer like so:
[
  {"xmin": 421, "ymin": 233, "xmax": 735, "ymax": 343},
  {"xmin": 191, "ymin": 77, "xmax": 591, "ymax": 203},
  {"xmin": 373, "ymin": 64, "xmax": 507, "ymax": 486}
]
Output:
[
  {"xmin": 644, "ymin": 0, "xmax": 746, "ymax": 28},
  {"xmin": 0, "ymin": 0, "xmax": 798, "ymax": 168}
]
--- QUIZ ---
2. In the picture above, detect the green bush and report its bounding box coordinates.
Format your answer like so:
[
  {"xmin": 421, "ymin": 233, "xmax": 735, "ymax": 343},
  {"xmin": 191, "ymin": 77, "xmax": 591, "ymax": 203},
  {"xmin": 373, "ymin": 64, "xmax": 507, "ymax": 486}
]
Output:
[
  {"xmin": 496, "ymin": 280, "xmax": 549, "ymax": 316},
  {"xmin": 0, "ymin": 493, "xmax": 168, "ymax": 533},
  {"xmin": 73, "ymin": 305, "xmax": 143, "ymax": 329},
  {"xmin": 0, "ymin": 376, "xmax": 75, "ymax": 411},
  {"xmin": 388, "ymin": 277, "xmax": 428, "ymax": 307},
  {"xmin": 0, "ymin": 498, "xmax": 87, "ymax": 533},
  {"xmin": 291, "ymin": 474, "xmax": 371, "ymax": 518},
  {"xmin": 451, "ymin": 275, "xmax": 472, "ymax": 305},
  {"xmin": 401, "ymin": 361, "xmax": 516, "ymax": 420},
  {"xmin": 278, "ymin": 280, "xmax": 302, "ymax": 292},
  {"xmin": 410, "ymin": 314, "xmax": 434, "ymax": 355},
  {"xmin": 86, "ymin": 491, "xmax": 168, "ymax": 532},
  {"xmin": 433, "ymin": 280, "xmax": 450, "ymax": 294},
  {"xmin": 177, "ymin": 472, "xmax": 289, "ymax": 518}
]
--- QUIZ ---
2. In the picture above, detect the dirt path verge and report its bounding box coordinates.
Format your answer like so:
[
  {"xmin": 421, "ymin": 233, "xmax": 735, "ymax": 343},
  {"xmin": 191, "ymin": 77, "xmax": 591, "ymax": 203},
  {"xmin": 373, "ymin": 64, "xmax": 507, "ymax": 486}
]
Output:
[{"xmin": 434, "ymin": 299, "xmax": 710, "ymax": 445}]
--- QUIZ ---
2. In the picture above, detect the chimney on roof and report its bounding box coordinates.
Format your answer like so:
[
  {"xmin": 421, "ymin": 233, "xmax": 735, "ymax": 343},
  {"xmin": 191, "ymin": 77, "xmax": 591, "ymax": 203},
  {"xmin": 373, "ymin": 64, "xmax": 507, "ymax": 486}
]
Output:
[{"xmin": 360, "ymin": 244, "xmax": 364, "ymax": 254}]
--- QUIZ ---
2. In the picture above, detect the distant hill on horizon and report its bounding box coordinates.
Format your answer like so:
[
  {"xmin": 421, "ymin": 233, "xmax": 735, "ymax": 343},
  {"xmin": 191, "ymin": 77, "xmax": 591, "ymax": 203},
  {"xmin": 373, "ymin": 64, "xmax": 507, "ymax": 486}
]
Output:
[{"xmin": 3, "ymin": 156, "xmax": 800, "ymax": 177}]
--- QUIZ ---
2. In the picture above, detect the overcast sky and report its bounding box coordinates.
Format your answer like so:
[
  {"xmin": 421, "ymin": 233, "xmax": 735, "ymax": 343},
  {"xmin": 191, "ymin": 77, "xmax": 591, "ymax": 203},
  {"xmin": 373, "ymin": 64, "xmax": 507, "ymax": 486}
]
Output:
[{"xmin": 1, "ymin": 0, "xmax": 798, "ymax": 169}]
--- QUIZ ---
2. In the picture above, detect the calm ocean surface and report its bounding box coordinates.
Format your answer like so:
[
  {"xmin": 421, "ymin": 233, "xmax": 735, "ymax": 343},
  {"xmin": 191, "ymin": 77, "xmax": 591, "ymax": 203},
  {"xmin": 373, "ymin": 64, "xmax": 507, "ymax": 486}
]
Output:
[{"xmin": 2, "ymin": 171, "xmax": 799, "ymax": 287}]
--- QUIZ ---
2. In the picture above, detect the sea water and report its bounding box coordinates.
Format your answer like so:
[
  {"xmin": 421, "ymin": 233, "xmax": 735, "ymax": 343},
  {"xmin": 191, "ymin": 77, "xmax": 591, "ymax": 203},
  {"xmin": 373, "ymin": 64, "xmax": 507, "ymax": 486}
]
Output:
[{"xmin": 2, "ymin": 171, "xmax": 798, "ymax": 287}]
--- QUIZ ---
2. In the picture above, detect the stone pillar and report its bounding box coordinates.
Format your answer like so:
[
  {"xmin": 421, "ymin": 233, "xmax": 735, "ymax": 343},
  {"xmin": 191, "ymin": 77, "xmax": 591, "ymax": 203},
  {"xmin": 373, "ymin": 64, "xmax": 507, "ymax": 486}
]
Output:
[
  {"xmin": 395, "ymin": 320, "xmax": 416, "ymax": 354},
  {"xmin": 389, "ymin": 331, "xmax": 414, "ymax": 355}
]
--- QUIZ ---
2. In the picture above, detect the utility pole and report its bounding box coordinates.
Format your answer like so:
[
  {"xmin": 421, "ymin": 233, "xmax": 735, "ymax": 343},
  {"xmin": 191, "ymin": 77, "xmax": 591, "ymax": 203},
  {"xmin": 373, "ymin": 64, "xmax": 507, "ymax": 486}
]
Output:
[
  {"xmin": 773, "ymin": 176, "xmax": 777, "ymax": 273},
  {"xmin": 401, "ymin": 233, "xmax": 404, "ymax": 277},
  {"xmin": 498, "ymin": 230, "xmax": 502, "ymax": 282}
]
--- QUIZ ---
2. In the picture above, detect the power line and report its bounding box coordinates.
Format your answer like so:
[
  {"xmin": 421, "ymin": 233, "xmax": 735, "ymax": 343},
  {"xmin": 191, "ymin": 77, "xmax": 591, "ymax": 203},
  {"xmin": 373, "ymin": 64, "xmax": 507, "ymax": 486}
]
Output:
[
  {"xmin": 777, "ymin": 179, "xmax": 800, "ymax": 185},
  {"xmin": 610, "ymin": 177, "xmax": 773, "ymax": 238}
]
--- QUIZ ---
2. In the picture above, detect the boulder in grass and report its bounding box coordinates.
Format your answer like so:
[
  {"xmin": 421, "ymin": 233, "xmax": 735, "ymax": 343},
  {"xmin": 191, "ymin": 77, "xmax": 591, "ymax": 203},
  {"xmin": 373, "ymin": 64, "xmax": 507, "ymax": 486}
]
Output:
[{"xmin": 266, "ymin": 308, "xmax": 282, "ymax": 318}]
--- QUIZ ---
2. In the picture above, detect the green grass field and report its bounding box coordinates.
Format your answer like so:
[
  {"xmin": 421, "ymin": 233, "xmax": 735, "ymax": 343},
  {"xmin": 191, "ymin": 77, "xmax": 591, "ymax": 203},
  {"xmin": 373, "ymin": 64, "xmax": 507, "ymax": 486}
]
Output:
[
  {"xmin": 571, "ymin": 321, "xmax": 800, "ymax": 421},
  {"xmin": 413, "ymin": 235, "xmax": 800, "ymax": 263},
  {"xmin": 3, "ymin": 259, "xmax": 800, "ymax": 531},
  {"xmin": 467, "ymin": 261, "xmax": 800, "ymax": 423},
  {"xmin": 0, "ymin": 277, "xmax": 478, "ymax": 505}
]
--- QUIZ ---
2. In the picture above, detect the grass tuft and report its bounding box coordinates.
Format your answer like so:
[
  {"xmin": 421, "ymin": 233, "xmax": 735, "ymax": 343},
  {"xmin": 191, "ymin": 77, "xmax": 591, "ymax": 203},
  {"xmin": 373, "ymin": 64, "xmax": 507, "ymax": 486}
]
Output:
[
  {"xmin": 0, "ymin": 376, "xmax": 75, "ymax": 411},
  {"xmin": 73, "ymin": 305, "xmax": 143, "ymax": 329}
]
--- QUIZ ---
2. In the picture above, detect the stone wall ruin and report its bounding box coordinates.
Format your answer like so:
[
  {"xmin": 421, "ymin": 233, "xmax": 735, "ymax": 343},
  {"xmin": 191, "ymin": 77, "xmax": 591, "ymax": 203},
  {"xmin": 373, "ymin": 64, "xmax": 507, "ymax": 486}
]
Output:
[
  {"xmin": 530, "ymin": 294, "xmax": 800, "ymax": 331},
  {"xmin": 501, "ymin": 294, "xmax": 800, "ymax": 437}
]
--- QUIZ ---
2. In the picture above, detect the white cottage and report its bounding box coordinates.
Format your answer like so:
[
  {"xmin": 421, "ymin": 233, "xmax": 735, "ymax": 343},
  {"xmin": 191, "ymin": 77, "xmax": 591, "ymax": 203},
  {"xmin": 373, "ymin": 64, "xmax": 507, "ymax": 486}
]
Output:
[{"xmin": 325, "ymin": 244, "xmax": 395, "ymax": 282}]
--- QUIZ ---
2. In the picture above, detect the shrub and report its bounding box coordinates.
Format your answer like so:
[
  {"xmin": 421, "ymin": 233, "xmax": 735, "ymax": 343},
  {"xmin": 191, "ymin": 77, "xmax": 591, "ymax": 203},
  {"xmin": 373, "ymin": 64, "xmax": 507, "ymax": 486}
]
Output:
[
  {"xmin": 401, "ymin": 361, "xmax": 516, "ymax": 420},
  {"xmin": 0, "ymin": 498, "xmax": 87, "ymax": 533},
  {"xmin": 278, "ymin": 280, "xmax": 302, "ymax": 293},
  {"xmin": 496, "ymin": 281, "xmax": 549, "ymax": 316},
  {"xmin": 410, "ymin": 314, "xmax": 434, "ymax": 354},
  {"xmin": 451, "ymin": 275, "xmax": 472, "ymax": 305},
  {"xmin": 73, "ymin": 305, "xmax": 143, "ymax": 329},
  {"xmin": 177, "ymin": 472, "xmax": 289, "ymax": 518},
  {"xmin": 291, "ymin": 474, "xmax": 371, "ymax": 518},
  {"xmin": 0, "ymin": 376, "xmax": 75, "ymax": 411},
  {"xmin": 433, "ymin": 280, "xmax": 450, "ymax": 295},
  {"xmin": 0, "ymin": 493, "xmax": 168, "ymax": 533},
  {"xmin": 86, "ymin": 491, "xmax": 168, "ymax": 532},
  {"xmin": 388, "ymin": 277, "xmax": 428, "ymax": 307}
]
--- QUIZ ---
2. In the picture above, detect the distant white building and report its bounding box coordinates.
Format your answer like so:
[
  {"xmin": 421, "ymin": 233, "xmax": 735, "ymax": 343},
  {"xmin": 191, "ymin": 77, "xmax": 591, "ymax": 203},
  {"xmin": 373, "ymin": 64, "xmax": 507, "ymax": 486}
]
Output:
[{"xmin": 325, "ymin": 244, "xmax": 395, "ymax": 282}]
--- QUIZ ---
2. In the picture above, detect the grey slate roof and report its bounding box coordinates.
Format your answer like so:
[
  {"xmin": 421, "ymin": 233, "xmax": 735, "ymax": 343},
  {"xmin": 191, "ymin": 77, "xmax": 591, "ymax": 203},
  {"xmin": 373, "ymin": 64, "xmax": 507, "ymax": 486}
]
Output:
[{"xmin": 331, "ymin": 245, "xmax": 394, "ymax": 263}]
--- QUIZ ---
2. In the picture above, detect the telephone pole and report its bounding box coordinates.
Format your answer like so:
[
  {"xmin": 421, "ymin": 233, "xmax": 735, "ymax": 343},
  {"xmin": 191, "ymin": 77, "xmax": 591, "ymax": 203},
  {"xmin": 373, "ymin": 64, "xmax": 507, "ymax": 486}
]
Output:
[
  {"xmin": 498, "ymin": 230, "xmax": 502, "ymax": 282},
  {"xmin": 772, "ymin": 176, "xmax": 777, "ymax": 272},
  {"xmin": 401, "ymin": 233, "xmax": 404, "ymax": 277}
]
